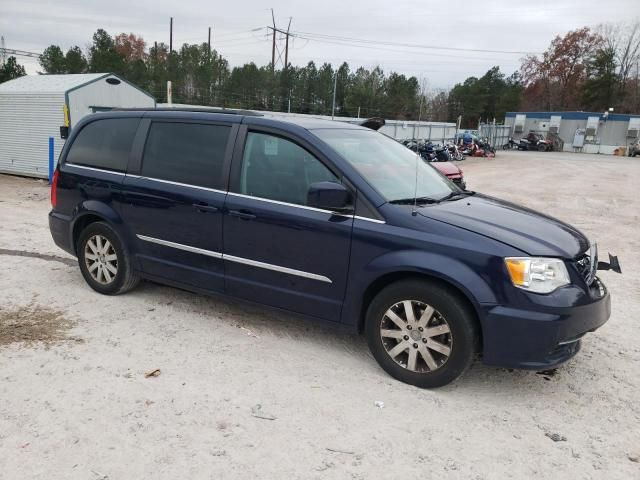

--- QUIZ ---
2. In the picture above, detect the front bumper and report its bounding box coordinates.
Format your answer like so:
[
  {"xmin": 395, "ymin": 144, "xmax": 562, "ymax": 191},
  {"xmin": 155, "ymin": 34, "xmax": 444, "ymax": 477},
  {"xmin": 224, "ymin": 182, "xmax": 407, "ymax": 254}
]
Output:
[{"xmin": 480, "ymin": 280, "xmax": 611, "ymax": 370}]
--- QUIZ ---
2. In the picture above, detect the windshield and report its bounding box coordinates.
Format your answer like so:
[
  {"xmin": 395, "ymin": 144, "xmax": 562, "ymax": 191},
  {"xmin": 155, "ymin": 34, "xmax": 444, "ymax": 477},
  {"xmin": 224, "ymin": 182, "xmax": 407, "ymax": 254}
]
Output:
[{"xmin": 313, "ymin": 129, "xmax": 457, "ymax": 202}]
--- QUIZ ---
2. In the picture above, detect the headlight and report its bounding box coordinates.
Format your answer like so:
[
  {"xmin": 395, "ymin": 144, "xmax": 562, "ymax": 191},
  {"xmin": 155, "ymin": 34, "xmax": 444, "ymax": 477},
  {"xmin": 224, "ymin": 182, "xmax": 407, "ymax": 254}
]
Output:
[{"xmin": 504, "ymin": 257, "xmax": 570, "ymax": 294}]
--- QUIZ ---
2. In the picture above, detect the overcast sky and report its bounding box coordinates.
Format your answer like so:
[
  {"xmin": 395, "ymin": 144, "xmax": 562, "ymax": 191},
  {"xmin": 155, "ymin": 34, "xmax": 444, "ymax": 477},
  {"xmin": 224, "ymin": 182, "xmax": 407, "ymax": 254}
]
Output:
[{"xmin": 1, "ymin": 0, "xmax": 638, "ymax": 88}]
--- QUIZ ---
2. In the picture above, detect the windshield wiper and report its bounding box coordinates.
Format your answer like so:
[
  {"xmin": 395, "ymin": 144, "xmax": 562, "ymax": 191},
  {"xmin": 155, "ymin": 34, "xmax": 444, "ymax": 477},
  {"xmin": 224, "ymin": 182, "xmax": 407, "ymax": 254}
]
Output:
[
  {"xmin": 438, "ymin": 190, "xmax": 476, "ymax": 202},
  {"xmin": 389, "ymin": 196, "xmax": 440, "ymax": 205}
]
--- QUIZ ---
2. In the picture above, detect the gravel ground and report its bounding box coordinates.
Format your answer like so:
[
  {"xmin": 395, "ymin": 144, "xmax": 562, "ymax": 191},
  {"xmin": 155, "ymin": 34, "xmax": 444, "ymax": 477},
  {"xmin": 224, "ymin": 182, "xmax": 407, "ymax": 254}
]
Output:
[{"xmin": 0, "ymin": 151, "xmax": 639, "ymax": 479}]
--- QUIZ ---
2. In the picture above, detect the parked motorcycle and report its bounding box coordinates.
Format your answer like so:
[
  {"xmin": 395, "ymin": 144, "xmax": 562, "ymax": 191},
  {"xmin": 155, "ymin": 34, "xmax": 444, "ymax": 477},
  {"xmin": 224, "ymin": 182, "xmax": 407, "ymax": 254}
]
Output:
[
  {"xmin": 447, "ymin": 143, "xmax": 465, "ymax": 161},
  {"xmin": 502, "ymin": 137, "xmax": 519, "ymax": 150}
]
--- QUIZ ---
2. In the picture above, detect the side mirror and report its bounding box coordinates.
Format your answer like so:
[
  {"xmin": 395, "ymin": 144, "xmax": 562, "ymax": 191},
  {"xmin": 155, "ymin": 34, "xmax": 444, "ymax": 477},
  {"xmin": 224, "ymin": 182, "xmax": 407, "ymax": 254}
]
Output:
[
  {"xmin": 307, "ymin": 182, "xmax": 353, "ymax": 213},
  {"xmin": 59, "ymin": 126, "xmax": 69, "ymax": 139}
]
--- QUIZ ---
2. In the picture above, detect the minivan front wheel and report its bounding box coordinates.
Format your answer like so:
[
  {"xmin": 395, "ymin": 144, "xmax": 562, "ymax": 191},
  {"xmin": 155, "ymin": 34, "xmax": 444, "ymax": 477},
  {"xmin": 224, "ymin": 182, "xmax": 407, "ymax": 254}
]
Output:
[
  {"xmin": 77, "ymin": 222, "xmax": 139, "ymax": 295},
  {"xmin": 365, "ymin": 279, "xmax": 478, "ymax": 388}
]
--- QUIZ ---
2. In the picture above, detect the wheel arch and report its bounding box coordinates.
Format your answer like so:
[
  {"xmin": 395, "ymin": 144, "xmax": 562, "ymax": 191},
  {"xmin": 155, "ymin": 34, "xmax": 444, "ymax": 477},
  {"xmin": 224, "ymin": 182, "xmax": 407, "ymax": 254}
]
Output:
[
  {"xmin": 357, "ymin": 270, "xmax": 483, "ymax": 341},
  {"xmin": 70, "ymin": 201, "xmax": 125, "ymax": 254}
]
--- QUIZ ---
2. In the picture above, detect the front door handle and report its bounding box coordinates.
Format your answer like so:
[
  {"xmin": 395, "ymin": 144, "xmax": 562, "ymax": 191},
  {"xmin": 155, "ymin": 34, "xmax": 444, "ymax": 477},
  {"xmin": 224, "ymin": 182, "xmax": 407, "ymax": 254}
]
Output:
[
  {"xmin": 193, "ymin": 202, "xmax": 219, "ymax": 213},
  {"xmin": 228, "ymin": 209, "xmax": 256, "ymax": 220}
]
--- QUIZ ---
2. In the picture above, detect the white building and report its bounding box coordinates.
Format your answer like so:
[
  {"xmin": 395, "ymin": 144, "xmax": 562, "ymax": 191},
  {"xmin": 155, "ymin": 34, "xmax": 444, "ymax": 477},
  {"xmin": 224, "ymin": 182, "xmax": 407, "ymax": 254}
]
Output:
[{"xmin": 0, "ymin": 73, "xmax": 155, "ymax": 178}]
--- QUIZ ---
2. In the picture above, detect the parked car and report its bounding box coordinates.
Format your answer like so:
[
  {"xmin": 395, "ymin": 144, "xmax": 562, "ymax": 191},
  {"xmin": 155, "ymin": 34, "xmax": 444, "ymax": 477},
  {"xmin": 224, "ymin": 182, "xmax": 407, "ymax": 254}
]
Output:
[
  {"xmin": 431, "ymin": 161, "xmax": 466, "ymax": 190},
  {"xmin": 629, "ymin": 140, "xmax": 640, "ymax": 157},
  {"xmin": 519, "ymin": 132, "xmax": 552, "ymax": 151},
  {"xmin": 49, "ymin": 109, "xmax": 618, "ymax": 388}
]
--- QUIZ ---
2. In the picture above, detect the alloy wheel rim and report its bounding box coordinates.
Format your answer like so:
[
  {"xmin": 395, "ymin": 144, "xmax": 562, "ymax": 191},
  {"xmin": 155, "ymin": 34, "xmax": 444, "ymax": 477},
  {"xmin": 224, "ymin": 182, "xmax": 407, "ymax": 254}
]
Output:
[
  {"xmin": 380, "ymin": 300, "xmax": 453, "ymax": 372},
  {"xmin": 84, "ymin": 234, "xmax": 118, "ymax": 285}
]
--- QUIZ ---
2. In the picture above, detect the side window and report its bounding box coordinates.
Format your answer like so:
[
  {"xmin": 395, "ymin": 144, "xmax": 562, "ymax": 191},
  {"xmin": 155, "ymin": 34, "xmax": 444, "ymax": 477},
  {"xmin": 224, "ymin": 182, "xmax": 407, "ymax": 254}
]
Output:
[
  {"xmin": 239, "ymin": 132, "xmax": 338, "ymax": 206},
  {"xmin": 141, "ymin": 122, "xmax": 231, "ymax": 189},
  {"xmin": 66, "ymin": 118, "xmax": 139, "ymax": 172}
]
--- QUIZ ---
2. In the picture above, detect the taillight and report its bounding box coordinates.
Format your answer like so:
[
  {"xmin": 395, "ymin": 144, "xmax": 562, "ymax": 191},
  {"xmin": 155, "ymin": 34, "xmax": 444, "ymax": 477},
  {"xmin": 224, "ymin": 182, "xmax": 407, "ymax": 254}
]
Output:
[{"xmin": 50, "ymin": 169, "xmax": 59, "ymax": 208}]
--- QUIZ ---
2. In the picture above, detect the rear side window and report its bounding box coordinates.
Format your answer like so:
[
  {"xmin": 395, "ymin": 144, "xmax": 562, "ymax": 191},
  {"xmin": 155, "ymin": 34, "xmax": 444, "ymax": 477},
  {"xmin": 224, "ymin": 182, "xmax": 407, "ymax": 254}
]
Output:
[
  {"xmin": 141, "ymin": 122, "xmax": 231, "ymax": 189},
  {"xmin": 66, "ymin": 118, "xmax": 140, "ymax": 172}
]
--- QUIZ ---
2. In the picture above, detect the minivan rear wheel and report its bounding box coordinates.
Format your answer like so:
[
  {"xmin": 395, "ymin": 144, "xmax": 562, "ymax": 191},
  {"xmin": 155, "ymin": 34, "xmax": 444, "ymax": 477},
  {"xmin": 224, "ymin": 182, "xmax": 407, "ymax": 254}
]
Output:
[
  {"xmin": 77, "ymin": 221, "xmax": 139, "ymax": 295},
  {"xmin": 365, "ymin": 279, "xmax": 478, "ymax": 388}
]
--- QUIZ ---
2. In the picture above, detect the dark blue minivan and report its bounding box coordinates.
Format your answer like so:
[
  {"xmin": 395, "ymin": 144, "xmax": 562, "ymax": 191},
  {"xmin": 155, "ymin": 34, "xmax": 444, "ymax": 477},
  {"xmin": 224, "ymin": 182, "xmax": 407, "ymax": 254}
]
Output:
[{"xmin": 49, "ymin": 109, "xmax": 616, "ymax": 387}]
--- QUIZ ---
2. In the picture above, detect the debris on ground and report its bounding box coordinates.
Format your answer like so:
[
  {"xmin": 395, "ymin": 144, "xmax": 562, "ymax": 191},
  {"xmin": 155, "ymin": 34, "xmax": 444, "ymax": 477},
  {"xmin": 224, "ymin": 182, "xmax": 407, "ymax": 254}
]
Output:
[
  {"xmin": 326, "ymin": 447, "xmax": 355, "ymax": 455},
  {"xmin": 0, "ymin": 303, "xmax": 80, "ymax": 347},
  {"xmin": 536, "ymin": 369, "xmax": 558, "ymax": 381},
  {"xmin": 251, "ymin": 404, "xmax": 276, "ymax": 420},
  {"xmin": 628, "ymin": 455, "xmax": 639, "ymax": 463},
  {"xmin": 545, "ymin": 432, "xmax": 567, "ymax": 442},
  {"xmin": 144, "ymin": 368, "xmax": 161, "ymax": 378},
  {"xmin": 238, "ymin": 326, "xmax": 259, "ymax": 338},
  {"xmin": 374, "ymin": 401, "xmax": 385, "ymax": 409}
]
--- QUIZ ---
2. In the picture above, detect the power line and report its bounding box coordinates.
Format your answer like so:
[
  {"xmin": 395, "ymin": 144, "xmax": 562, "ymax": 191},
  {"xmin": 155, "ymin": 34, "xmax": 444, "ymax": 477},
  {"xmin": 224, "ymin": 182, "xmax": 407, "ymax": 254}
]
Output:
[
  {"xmin": 291, "ymin": 30, "xmax": 542, "ymax": 56},
  {"xmin": 0, "ymin": 47, "xmax": 41, "ymax": 59}
]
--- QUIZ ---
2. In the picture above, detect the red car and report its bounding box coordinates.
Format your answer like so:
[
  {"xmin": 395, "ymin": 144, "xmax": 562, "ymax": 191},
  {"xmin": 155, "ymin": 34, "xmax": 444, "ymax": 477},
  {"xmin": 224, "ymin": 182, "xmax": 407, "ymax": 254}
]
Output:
[{"xmin": 431, "ymin": 161, "xmax": 466, "ymax": 190}]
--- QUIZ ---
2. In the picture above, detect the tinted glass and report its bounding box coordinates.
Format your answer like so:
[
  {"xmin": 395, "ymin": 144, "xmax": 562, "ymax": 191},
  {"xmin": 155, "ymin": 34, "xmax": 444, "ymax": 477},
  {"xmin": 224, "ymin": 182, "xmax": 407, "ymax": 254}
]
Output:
[
  {"xmin": 313, "ymin": 129, "xmax": 456, "ymax": 202},
  {"xmin": 239, "ymin": 132, "xmax": 338, "ymax": 206},
  {"xmin": 66, "ymin": 118, "xmax": 139, "ymax": 172},
  {"xmin": 142, "ymin": 122, "xmax": 231, "ymax": 189}
]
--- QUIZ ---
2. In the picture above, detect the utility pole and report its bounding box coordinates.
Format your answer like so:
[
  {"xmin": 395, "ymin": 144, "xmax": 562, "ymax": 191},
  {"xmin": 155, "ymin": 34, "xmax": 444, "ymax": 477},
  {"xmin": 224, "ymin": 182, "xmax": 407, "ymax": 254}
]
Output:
[
  {"xmin": 271, "ymin": 9, "xmax": 276, "ymax": 71},
  {"xmin": 331, "ymin": 71, "xmax": 338, "ymax": 120},
  {"xmin": 169, "ymin": 17, "xmax": 173, "ymax": 53},
  {"xmin": 267, "ymin": 11, "xmax": 293, "ymax": 71},
  {"xmin": 284, "ymin": 17, "xmax": 291, "ymax": 70},
  {"xmin": 208, "ymin": 27, "xmax": 212, "ymax": 56}
]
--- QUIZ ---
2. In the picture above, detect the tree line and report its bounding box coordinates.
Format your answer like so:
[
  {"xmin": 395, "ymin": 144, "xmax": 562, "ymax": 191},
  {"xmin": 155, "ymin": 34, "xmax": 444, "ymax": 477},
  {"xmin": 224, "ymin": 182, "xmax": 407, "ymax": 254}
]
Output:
[{"xmin": 1, "ymin": 22, "xmax": 639, "ymax": 127}]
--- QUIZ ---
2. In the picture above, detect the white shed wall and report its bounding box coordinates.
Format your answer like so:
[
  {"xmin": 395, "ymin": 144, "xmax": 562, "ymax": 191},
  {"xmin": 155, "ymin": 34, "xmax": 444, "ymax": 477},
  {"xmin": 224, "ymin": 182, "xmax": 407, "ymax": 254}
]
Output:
[
  {"xmin": 67, "ymin": 75, "xmax": 155, "ymax": 127},
  {"xmin": 0, "ymin": 92, "xmax": 65, "ymax": 178}
]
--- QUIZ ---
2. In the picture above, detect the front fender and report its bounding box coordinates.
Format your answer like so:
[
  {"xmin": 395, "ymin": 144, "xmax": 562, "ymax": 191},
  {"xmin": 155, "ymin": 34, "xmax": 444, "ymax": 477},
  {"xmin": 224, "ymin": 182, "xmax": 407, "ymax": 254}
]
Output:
[{"xmin": 341, "ymin": 249, "xmax": 497, "ymax": 329}]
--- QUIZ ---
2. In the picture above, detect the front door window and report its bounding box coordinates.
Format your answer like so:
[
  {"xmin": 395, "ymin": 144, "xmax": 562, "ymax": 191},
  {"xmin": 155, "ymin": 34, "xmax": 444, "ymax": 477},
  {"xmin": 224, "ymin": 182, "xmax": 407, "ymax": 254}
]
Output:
[{"xmin": 239, "ymin": 132, "xmax": 338, "ymax": 206}]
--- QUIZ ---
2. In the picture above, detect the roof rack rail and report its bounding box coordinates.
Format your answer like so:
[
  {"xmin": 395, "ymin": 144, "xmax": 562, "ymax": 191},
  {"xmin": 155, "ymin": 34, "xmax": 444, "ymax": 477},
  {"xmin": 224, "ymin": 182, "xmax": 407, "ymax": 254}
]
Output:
[{"xmin": 112, "ymin": 107, "xmax": 263, "ymax": 116}]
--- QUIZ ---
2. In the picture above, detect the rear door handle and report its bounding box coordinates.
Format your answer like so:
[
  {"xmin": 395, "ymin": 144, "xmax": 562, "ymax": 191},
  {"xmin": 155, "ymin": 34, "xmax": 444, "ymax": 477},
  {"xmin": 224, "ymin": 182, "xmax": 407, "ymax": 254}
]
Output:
[
  {"xmin": 192, "ymin": 202, "xmax": 219, "ymax": 213},
  {"xmin": 228, "ymin": 209, "xmax": 256, "ymax": 220}
]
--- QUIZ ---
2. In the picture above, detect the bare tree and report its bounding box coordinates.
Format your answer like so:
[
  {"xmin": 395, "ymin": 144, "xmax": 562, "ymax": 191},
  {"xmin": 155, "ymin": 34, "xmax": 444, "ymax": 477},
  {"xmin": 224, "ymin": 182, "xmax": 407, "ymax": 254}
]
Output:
[{"xmin": 598, "ymin": 20, "xmax": 640, "ymax": 106}]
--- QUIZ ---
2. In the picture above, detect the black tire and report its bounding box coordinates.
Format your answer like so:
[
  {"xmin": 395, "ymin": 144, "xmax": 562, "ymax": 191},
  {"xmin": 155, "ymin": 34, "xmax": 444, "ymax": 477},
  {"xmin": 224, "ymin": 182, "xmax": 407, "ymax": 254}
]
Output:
[
  {"xmin": 365, "ymin": 279, "xmax": 479, "ymax": 388},
  {"xmin": 77, "ymin": 221, "xmax": 140, "ymax": 295},
  {"xmin": 538, "ymin": 143, "xmax": 547, "ymax": 152}
]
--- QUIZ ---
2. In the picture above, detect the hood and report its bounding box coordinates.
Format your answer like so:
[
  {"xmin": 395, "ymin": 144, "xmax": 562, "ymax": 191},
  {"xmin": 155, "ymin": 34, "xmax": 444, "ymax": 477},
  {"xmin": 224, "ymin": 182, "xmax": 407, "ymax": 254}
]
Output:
[
  {"xmin": 431, "ymin": 162, "xmax": 461, "ymax": 176},
  {"xmin": 417, "ymin": 194, "xmax": 588, "ymax": 258}
]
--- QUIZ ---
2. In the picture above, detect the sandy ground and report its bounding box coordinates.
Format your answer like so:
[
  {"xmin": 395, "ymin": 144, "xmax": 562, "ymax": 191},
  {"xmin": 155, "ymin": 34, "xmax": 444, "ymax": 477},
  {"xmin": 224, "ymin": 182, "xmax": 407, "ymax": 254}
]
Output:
[{"xmin": 0, "ymin": 151, "xmax": 639, "ymax": 479}]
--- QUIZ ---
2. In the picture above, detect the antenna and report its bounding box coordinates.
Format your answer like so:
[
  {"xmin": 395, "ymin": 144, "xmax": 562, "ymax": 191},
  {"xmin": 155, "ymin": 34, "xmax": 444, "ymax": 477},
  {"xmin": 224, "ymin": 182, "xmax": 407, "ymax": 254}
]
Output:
[
  {"xmin": 412, "ymin": 77, "xmax": 427, "ymax": 217},
  {"xmin": 411, "ymin": 149, "xmax": 419, "ymax": 216}
]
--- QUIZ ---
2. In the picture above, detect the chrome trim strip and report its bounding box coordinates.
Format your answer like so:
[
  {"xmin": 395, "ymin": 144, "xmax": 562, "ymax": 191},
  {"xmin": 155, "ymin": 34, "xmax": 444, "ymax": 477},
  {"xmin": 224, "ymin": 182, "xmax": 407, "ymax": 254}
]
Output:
[
  {"xmin": 226, "ymin": 191, "xmax": 336, "ymax": 215},
  {"xmin": 65, "ymin": 164, "xmax": 125, "ymax": 175},
  {"xmin": 136, "ymin": 234, "xmax": 223, "ymax": 259},
  {"xmin": 224, "ymin": 254, "xmax": 332, "ymax": 283},
  {"xmin": 65, "ymin": 165, "xmax": 386, "ymax": 224},
  {"xmin": 354, "ymin": 215, "xmax": 386, "ymax": 224},
  {"xmin": 126, "ymin": 175, "xmax": 227, "ymax": 195},
  {"xmin": 136, "ymin": 235, "xmax": 331, "ymax": 283},
  {"xmin": 226, "ymin": 191, "xmax": 385, "ymax": 223}
]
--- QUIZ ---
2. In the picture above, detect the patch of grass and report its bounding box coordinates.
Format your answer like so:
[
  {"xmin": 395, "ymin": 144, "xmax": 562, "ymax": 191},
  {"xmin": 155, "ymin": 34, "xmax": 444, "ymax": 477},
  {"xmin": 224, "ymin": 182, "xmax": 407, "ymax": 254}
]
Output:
[{"xmin": 0, "ymin": 303, "xmax": 82, "ymax": 347}]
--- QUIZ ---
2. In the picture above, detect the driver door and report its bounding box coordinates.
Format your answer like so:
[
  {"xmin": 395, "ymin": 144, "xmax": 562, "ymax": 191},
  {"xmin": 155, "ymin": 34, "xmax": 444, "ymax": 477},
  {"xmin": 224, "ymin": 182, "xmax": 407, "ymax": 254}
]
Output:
[{"xmin": 223, "ymin": 129, "xmax": 354, "ymax": 322}]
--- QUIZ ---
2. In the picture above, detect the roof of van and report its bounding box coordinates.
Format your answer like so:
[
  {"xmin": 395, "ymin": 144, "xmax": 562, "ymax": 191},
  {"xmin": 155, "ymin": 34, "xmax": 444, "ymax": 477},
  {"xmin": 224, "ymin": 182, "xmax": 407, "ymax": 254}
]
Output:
[{"xmin": 103, "ymin": 108, "xmax": 367, "ymax": 131}]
